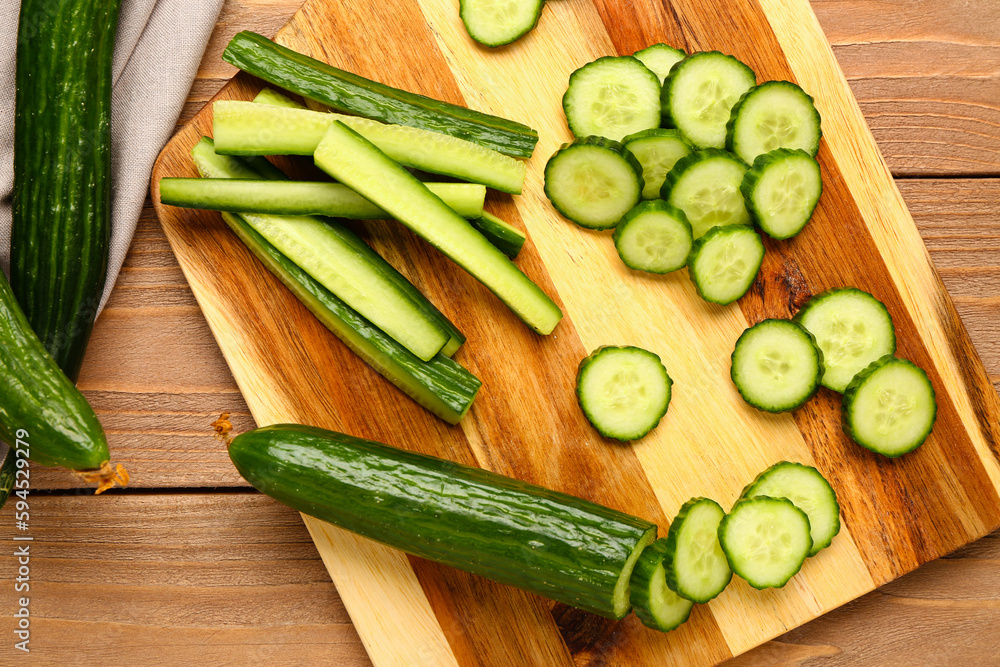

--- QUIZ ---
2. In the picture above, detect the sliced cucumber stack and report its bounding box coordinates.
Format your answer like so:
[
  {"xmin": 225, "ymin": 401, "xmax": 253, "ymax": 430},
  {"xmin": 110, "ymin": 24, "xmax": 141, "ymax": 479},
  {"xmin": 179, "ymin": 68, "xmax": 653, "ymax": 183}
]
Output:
[
  {"xmin": 629, "ymin": 539, "xmax": 695, "ymax": 632},
  {"xmin": 687, "ymin": 225, "xmax": 764, "ymax": 305},
  {"xmin": 727, "ymin": 80, "xmax": 822, "ymax": 165},
  {"xmin": 662, "ymin": 51, "xmax": 756, "ymax": 149},
  {"xmin": 843, "ymin": 355, "xmax": 937, "ymax": 457},
  {"xmin": 460, "ymin": 0, "xmax": 545, "ymax": 47},
  {"xmin": 576, "ymin": 346, "xmax": 672, "ymax": 441},
  {"xmin": 741, "ymin": 461, "xmax": 840, "ymax": 556},
  {"xmin": 661, "ymin": 148, "xmax": 750, "ymax": 240},
  {"xmin": 742, "ymin": 149, "xmax": 822, "ymax": 239},
  {"xmin": 623, "ymin": 129, "xmax": 693, "ymax": 200},
  {"xmin": 731, "ymin": 319, "xmax": 823, "ymax": 413},
  {"xmin": 563, "ymin": 56, "xmax": 662, "ymax": 142},
  {"xmin": 633, "ymin": 44, "xmax": 686, "ymax": 84},
  {"xmin": 794, "ymin": 288, "xmax": 896, "ymax": 393},
  {"xmin": 719, "ymin": 497, "xmax": 812, "ymax": 589},
  {"xmin": 663, "ymin": 498, "xmax": 733, "ymax": 603},
  {"xmin": 613, "ymin": 201, "xmax": 693, "ymax": 274},
  {"xmin": 544, "ymin": 136, "xmax": 643, "ymax": 230}
]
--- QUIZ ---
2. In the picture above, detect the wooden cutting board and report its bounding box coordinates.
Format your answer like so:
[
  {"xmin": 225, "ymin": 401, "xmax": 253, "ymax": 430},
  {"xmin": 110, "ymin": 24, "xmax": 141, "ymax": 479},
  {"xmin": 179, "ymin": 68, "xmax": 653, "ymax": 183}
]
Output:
[{"xmin": 151, "ymin": 0, "xmax": 1000, "ymax": 664}]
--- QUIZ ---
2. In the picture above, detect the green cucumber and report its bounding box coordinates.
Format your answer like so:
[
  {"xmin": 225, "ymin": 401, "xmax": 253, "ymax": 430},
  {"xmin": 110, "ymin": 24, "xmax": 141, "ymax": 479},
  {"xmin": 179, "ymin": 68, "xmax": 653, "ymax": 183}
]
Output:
[
  {"xmin": 213, "ymin": 100, "xmax": 526, "ymax": 194},
  {"xmin": 719, "ymin": 497, "xmax": 812, "ymax": 589},
  {"xmin": 687, "ymin": 225, "xmax": 764, "ymax": 305},
  {"xmin": 12, "ymin": 0, "xmax": 121, "ymax": 381},
  {"xmin": 741, "ymin": 149, "xmax": 822, "ymax": 240},
  {"xmin": 727, "ymin": 81, "xmax": 822, "ymax": 165},
  {"xmin": 159, "ymin": 178, "xmax": 486, "ymax": 219},
  {"xmin": 0, "ymin": 449, "xmax": 14, "ymax": 509},
  {"xmin": 314, "ymin": 121, "xmax": 563, "ymax": 335},
  {"xmin": 633, "ymin": 44, "xmax": 686, "ymax": 84},
  {"xmin": 622, "ymin": 129, "xmax": 693, "ymax": 200},
  {"xmin": 222, "ymin": 31, "xmax": 538, "ymax": 157},
  {"xmin": 576, "ymin": 346, "xmax": 672, "ymax": 441},
  {"xmin": 460, "ymin": 0, "xmax": 545, "ymax": 47},
  {"xmin": 731, "ymin": 319, "xmax": 823, "ymax": 413},
  {"xmin": 563, "ymin": 56, "xmax": 662, "ymax": 142},
  {"xmin": 613, "ymin": 200, "xmax": 693, "ymax": 274},
  {"xmin": 229, "ymin": 424, "xmax": 658, "ymax": 619},
  {"xmin": 629, "ymin": 539, "xmax": 695, "ymax": 632},
  {"xmin": 662, "ymin": 498, "xmax": 732, "ymax": 603},
  {"xmin": 662, "ymin": 51, "xmax": 756, "ymax": 149},
  {"xmin": 661, "ymin": 148, "xmax": 750, "ymax": 240},
  {"xmin": 470, "ymin": 212, "xmax": 527, "ymax": 259}
]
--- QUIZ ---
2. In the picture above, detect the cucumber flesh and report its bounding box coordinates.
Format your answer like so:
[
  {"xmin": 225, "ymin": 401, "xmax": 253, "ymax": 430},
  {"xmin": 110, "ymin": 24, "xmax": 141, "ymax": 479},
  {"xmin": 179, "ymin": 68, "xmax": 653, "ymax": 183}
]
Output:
[
  {"xmin": 633, "ymin": 44, "xmax": 686, "ymax": 84},
  {"xmin": 563, "ymin": 56, "xmax": 662, "ymax": 142},
  {"xmin": 629, "ymin": 538, "xmax": 695, "ymax": 632},
  {"xmin": 663, "ymin": 498, "xmax": 732, "ymax": 603},
  {"xmin": 544, "ymin": 137, "xmax": 643, "ymax": 230},
  {"xmin": 576, "ymin": 346, "xmax": 672, "ymax": 441},
  {"xmin": 662, "ymin": 149, "xmax": 750, "ymax": 240},
  {"xmin": 843, "ymin": 355, "xmax": 937, "ymax": 457},
  {"xmin": 731, "ymin": 319, "xmax": 823, "ymax": 413},
  {"xmin": 314, "ymin": 121, "xmax": 563, "ymax": 335},
  {"xmin": 742, "ymin": 149, "xmax": 822, "ymax": 240},
  {"xmin": 727, "ymin": 81, "xmax": 821, "ymax": 165},
  {"xmin": 622, "ymin": 129, "xmax": 693, "ymax": 200},
  {"xmin": 460, "ymin": 0, "xmax": 544, "ymax": 47},
  {"xmin": 687, "ymin": 225, "xmax": 764, "ymax": 305},
  {"xmin": 613, "ymin": 200, "xmax": 693, "ymax": 274},
  {"xmin": 741, "ymin": 461, "xmax": 841, "ymax": 556},
  {"xmin": 794, "ymin": 288, "xmax": 896, "ymax": 393},
  {"xmin": 662, "ymin": 51, "xmax": 756, "ymax": 149},
  {"xmin": 719, "ymin": 497, "xmax": 812, "ymax": 589}
]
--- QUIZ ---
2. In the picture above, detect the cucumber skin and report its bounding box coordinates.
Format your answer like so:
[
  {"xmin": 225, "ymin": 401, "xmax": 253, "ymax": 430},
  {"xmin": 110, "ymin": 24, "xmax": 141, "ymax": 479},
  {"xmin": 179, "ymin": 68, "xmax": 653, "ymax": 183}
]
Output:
[
  {"xmin": 741, "ymin": 148, "xmax": 822, "ymax": 240},
  {"xmin": 730, "ymin": 319, "xmax": 824, "ymax": 413},
  {"xmin": 12, "ymin": 0, "xmax": 121, "ymax": 382},
  {"xmin": 630, "ymin": 538, "xmax": 694, "ymax": 632},
  {"xmin": 470, "ymin": 212, "xmax": 526, "ymax": 259},
  {"xmin": 842, "ymin": 355, "xmax": 937, "ymax": 458},
  {"xmin": 229, "ymin": 424, "xmax": 658, "ymax": 619},
  {"xmin": 686, "ymin": 225, "xmax": 764, "ymax": 306},
  {"xmin": 663, "ymin": 497, "xmax": 732, "ymax": 603},
  {"xmin": 612, "ymin": 200, "xmax": 693, "ymax": 274},
  {"xmin": 0, "ymin": 273, "xmax": 109, "ymax": 471},
  {"xmin": 460, "ymin": 0, "xmax": 544, "ymax": 47},
  {"xmin": 719, "ymin": 496, "xmax": 812, "ymax": 590},
  {"xmin": 726, "ymin": 81, "xmax": 822, "ymax": 159},
  {"xmin": 0, "ymin": 449, "xmax": 16, "ymax": 509},
  {"xmin": 576, "ymin": 346, "xmax": 672, "ymax": 441},
  {"xmin": 223, "ymin": 31, "xmax": 538, "ymax": 158}
]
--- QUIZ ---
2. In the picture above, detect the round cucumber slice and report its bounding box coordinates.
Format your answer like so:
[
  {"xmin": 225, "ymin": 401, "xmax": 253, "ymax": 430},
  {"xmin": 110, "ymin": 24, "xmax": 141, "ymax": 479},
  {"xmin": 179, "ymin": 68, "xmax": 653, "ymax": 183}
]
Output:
[
  {"xmin": 459, "ymin": 0, "xmax": 544, "ymax": 47},
  {"xmin": 563, "ymin": 56, "xmax": 662, "ymax": 142},
  {"xmin": 794, "ymin": 288, "xmax": 896, "ymax": 393},
  {"xmin": 740, "ymin": 461, "xmax": 841, "ymax": 556},
  {"xmin": 719, "ymin": 496, "xmax": 812, "ymax": 589},
  {"xmin": 662, "ymin": 51, "xmax": 756, "ymax": 149},
  {"xmin": 727, "ymin": 80, "xmax": 822, "ymax": 165},
  {"xmin": 661, "ymin": 148, "xmax": 750, "ymax": 240},
  {"xmin": 687, "ymin": 225, "xmax": 764, "ymax": 305},
  {"xmin": 622, "ymin": 129, "xmax": 694, "ymax": 199},
  {"xmin": 663, "ymin": 498, "xmax": 732, "ymax": 603},
  {"xmin": 633, "ymin": 43, "xmax": 686, "ymax": 83},
  {"xmin": 742, "ymin": 148, "xmax": 822, "ymax": 239},
  {"xmin": 576, "ymin": 345, "xmax": 672, "ymax": 441},
  {"xmin": 842, "ymin": 355, "xmax": 937, "ymax": 457},
  {"xmin": 629, "ymin": 538, "xmax": 695, "ymax": 632},
  {"xmin": 731, "ymin": 319, "xmax": 823, "ymax": 413},
  {"xmin": 613, "ymin": 200, "xmax": 693, "ymax": 274}
]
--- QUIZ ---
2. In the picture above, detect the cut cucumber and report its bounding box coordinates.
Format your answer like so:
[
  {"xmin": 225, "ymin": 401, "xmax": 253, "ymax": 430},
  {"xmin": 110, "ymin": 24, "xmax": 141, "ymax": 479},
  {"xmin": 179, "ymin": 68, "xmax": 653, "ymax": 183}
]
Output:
[
  {"xmin": 159, "ymin": 178, "xmax": 486, "ymax": 219},
  {"xmin": 633, "ymin": 44, "xmax": 686, "ymax": 84},
  {"xmin": 576, "ymin": 346, "xmax": 672, "ymax": 441},
  {"xmin": 741, "ymin": 461, "xmax": 840, "ymax": 556},
  {"xmin": 460, "ymin": 0, "xmax": 544, "ymax": 47},
  {"xmin": 629, "ymin": 539, "xmax": 695, "ymax": 632},
  {"xmin": 622, "ymin": 129, "xmax": 693, "ymax": 200},
  {"xmin": 719, "ymin": 497, "xmax": 812, "ymax": 589},
  {"xmin": 731, "ymin": 319, "xmax": 823, "ymax": 413},
  {"xmin": 741, "ymin": 149, "xmax": 822, "ymax": 240},
  {"xmin": 314, "ymin": 121, "xmax": 563, "ymax": 335},
  {"xmin": 544, "ymin": 136, "xmax": 643, "ymax": 230},
  {"xmin": 613, "ymin": 200, "xmax": 693, "ymax": 274},
  {"xmin": 662, "ymin": 51, "xmax": 756, "ymax": 149},
  {"xmin": 727, "ymin": 80, "xmax": 821, "ymax": 165},
  {"xmin": 661, "ymin": 148, "xmax": 750, "ymax": 240},
  {"xmin": 563, "ymin": 56, "xmax": 662, "ymax": 142},
  {"xmin": 213, "ymin": 100, "xmax": 526, "ymax": 194},
  {"xmin": 842, "ymin": 355, "xmax": 937, "ymax": 457},
  {"xmin": 687, "ymin": 225, "xmax": 764, "ymax": 305},
  {"xmin": 794, "ymin": 288, "xmax": 896, "ymax": 393},
  {"xmin": 470, "ymin": 211, "xmax": 526, "ymax": 259},
  {"xmin": 662, "ymin": 498, "xmax": 732, "ymax": 603}
]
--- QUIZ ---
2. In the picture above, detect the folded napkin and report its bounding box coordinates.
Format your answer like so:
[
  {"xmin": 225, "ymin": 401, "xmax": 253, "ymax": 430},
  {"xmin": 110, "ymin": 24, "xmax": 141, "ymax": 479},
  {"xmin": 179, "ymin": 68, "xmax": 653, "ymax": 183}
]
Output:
[{"xmin": 0, "ymin": 0, "xmax": 224, "ymax": 312}]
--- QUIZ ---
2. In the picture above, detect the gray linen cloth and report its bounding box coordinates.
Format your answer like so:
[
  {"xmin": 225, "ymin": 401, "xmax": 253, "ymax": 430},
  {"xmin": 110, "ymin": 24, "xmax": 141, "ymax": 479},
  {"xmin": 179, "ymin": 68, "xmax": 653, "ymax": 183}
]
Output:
[{"xmin": 0, "ymin": 0, "xmax": 224, "ymax": 312}]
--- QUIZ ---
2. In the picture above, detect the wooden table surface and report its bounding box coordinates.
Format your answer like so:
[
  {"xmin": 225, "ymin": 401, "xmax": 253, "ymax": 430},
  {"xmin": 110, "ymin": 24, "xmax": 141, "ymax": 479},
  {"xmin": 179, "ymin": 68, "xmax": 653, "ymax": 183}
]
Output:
[{"xmin": 3, "ymin": 0, "xmax": 999, "ymax": 664}]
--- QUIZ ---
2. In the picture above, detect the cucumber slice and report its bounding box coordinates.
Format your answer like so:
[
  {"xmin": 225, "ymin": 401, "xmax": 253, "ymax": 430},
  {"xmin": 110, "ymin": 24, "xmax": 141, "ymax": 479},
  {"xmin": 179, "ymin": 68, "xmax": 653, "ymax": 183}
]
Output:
[
  {"xmin": 159, "ymin": 179, "xmax": 486, "ymax": 220},
  {"xmin": 731, "ymin": 319, "xmax": 823, "ymax": 413},
  {"xmin": 460, "ymin": 0, "xmax": 544, "ymax": 47},
  {"xmin": 213, "ymin": 100, "xmax": 527, "ymax": 194},
  {"xmin": 662, "ymin": 51, "xmax": 756, "ymax": 149},
  {"xmin": 576, "ymin": 346, "xmax": 672, "ymax": 441},
  {"xmin": 613, "ymin": 200, "xmax": 693, "ymax": 274},
  {"xmin": 719, "ymin": 497, "xmax": 812, "ymax": 589},
  {"xmin": 741, "ymin": 149, "xmax": 822, "ymax": 240},
  {"xmin": 544, "ymin": 137, "xmax": 643, "ymax": 230},
  {"xmin": 563, "ymin": 56, "xmax": 662, "ymax": 142},
  {"xmin": 687, "ymin": 225, "xmax": 764, "ymax": 305},
  {"xmin": 794, "ymin": 288, "xmax": 896, "ymax": 393},
  {"xmin": 727, "ymin": 81, "xmax": 822, "ymax": 165},
  {"xmin": 470, "ymin": 211, "xmax": 526, "ymax": 259},
  {"xmin": 661, "ymin": 148, "xmax": 750, "ymax": 240},
  {"xmin": 629, "ymin": 539, "xmax": 695, "ymax": 632},
  {"xmin": 314, "ymin": 121, "xmax": 563, "ymax": 335},
  {"xmin": 663, "ymin": 498, "xmax": 732, "ymax": 603},
  {"xmin": 741, "ymin": 462, "xmax": 841, "ymax": 556},
  {"xmin": 633, "ymin": 44, "xmax": 686, "ymax": 84},
  {"xmin": 842, "ymin": 355, "xmax": 937, "ymax": 457},
  {"xmin": 622, "ymin": 129, "xmax": 693, "ymax": 200}
]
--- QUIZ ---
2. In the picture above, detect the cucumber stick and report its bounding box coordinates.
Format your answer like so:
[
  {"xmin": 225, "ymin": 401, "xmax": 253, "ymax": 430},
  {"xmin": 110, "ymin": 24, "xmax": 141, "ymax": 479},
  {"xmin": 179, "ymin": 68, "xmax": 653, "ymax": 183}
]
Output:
[
  {"xmin": 12, "ymin": 0, "xmax": 121, "ymax": 381},
  {"xmin": 470, "ymin": 212, "xmax": 527, "ymax": 259},
  {"xmin": 213, "ymin": 100, "xmax": 526, "ymax": 194},
  {"xmin": 222, "ymin": 32, "xmax": 538, "ymax": 157},
  {"xmin": 229, "ymin": 424, "xmax": 657, "ymax": 619},
  {"xmin": 314, "ymin": 121, "xmax": 562, "ymax": 335}
]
